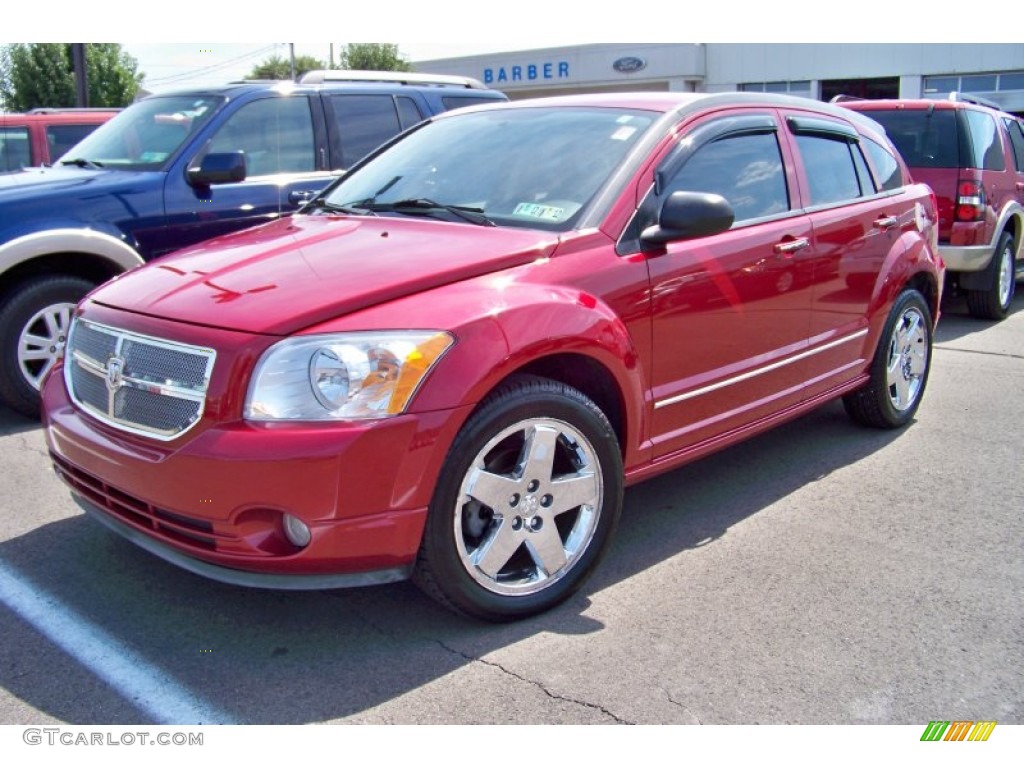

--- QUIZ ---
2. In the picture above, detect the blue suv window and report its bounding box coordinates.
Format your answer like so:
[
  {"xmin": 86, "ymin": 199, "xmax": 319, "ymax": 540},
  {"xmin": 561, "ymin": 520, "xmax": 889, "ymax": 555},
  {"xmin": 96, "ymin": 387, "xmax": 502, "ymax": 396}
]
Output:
[
  {"xmin": 329, "ymin": 94, "xmax": 404, "ymax": 169},
  {"xmin": 206, "ymin": 96, "xmax": 315, "ymax": 176}
]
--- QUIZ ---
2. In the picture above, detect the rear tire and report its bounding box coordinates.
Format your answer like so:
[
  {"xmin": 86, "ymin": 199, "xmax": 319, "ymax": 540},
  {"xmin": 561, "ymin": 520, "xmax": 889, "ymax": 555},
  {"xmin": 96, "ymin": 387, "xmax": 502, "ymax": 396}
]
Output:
[
  {"xmin": 966, "ymin": 231, "xmax": 1015, "ymax": 320},
  {"xmin": 843, "ymin": 288, "xmax": 932, "ymax": 429},
  {"xmin": 0, "ymin": 275, "xmax": 94, "ymax": 418}
]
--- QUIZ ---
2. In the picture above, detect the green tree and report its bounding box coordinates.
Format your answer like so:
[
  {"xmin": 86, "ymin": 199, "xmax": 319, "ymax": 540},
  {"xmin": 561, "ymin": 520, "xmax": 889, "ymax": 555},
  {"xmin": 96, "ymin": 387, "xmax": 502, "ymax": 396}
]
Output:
[
  {"xmin": 0, "ymin": 43, "xmax": 142, "ymax": 111},
  {"xmin": 336, "ymin": 44, "xmax": 411, "ymax": 72},
  {"xmin": 246, "ymin": 54, "xmax": 326, "ymax": 81}
]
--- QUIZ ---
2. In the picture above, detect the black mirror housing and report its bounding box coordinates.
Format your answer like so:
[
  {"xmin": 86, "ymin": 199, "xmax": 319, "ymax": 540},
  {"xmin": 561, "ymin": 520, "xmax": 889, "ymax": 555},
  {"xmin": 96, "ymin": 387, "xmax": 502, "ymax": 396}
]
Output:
[
  {"xmin": 641, "ymin": 191, "xmax": 735, "ymax": 246},
  {"xmin": 187, "ymin": 152, "xmax": 247, "ymax": 187}
]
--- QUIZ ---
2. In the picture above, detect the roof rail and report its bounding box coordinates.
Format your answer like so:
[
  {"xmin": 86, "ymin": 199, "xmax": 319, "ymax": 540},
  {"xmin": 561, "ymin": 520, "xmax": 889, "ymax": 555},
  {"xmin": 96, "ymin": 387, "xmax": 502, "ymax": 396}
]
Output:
[
  {"xmin": 26, "ymin": 107, "xmax": 121, "ymax": 114},
  {"xmin": 948, "ymin": 91, "xmax": 1002, "ymax": 110},
  {"xmin": 299, "ymin": 69, "xmax": 488, "ymax": 90},
  {"xmin": 829, "ymin": 94, "xmax": 865, "ymax": 104}
]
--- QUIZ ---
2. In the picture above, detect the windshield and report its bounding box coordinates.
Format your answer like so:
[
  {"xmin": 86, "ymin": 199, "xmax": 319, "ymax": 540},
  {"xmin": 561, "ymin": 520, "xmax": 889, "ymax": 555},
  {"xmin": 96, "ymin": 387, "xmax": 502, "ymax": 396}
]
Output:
[
  {"xmin": 58, "ymin": 95, "xmax": 224, "ymax": 171},
  {"xmin": 324, "ymin": 106, "xmax": 656, "ymax": 230}
]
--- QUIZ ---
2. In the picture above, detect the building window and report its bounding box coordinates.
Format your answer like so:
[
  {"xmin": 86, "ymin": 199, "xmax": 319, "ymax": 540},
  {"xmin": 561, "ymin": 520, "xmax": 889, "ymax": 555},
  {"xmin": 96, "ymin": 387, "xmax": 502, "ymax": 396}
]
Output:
[
  {"xmin": 925, "ymin": 72, "xmax": 1024, "ymax": 95},
  {"xmin": 740, "ymin": 81, "xmax": 813, "ymax": 98}
]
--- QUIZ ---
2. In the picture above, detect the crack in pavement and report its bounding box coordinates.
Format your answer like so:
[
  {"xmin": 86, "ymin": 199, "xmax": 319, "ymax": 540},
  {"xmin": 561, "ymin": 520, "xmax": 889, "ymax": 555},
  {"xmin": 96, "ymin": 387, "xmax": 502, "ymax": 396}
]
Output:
[
  {"xmin": 934, "ymin": 345, "xmax": 1024, "ymax": 361},
  {"xmin": 434, "ymin": 639, "xmax": 633, "ymax": 724},
  {"xmin": 664, "ymin": 688, "xmax": 703, "ymax": 724}
]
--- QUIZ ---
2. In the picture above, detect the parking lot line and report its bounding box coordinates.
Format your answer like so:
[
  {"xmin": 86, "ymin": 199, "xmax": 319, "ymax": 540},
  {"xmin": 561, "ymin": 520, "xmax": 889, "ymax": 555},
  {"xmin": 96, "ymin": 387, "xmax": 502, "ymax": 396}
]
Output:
[{"xmin": 0, "ymin": 559, "xmax": 234, "ymax": 724}]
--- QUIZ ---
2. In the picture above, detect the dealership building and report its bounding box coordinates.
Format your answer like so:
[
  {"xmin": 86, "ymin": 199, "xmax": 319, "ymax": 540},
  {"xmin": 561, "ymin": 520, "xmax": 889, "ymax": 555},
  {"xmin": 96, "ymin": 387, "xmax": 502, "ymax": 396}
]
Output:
[{"xmin": 416, "ymin": 43, "xmax": 1024, "ymax": 114}]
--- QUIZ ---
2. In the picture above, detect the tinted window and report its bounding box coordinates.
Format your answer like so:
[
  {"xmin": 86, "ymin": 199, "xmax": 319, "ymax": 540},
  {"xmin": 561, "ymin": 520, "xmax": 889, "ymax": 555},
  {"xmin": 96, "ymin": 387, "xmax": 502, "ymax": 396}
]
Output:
[
  {"xmin": 0, "ymin": 127, "xmax": 31, "ymax": 172},
  {"xmin": 963, "ymin": 110, "xmax": 1005, "ymax": 171},
  {"xmin": 863, "ymin": 137, "xmax": 903, "ymax": 191},
  {"xmin": 441, "ymin": 95, "xmax": 508, "ymax": 111},
  {"xmin": 46, "ymin": 124, "xmax": 100, "ymax": 160},
  {"xmin": 794, "ymin": 134, "xmax": 862, "ymax": 206},
  {"xmin": 666, "ymin": 133, "xmax": 789, "ymax": 223},
  {"xmin": 207, "ymin": 97, "xmax": 315, "ymax": 176},
  {"xmin": 1004, "ymin": 118, "xmax": 1024, "ymax": 172},
  {"xmin": 330, "ymin": 94, "xmax": 402, "ymax": 168},
  {"xmin": 396, "ymin": 97, "xmax": 425, "ymax": 130},
  {"xmin": 859, "ymin": 109, "xmax": 959, "ymax": 169}
]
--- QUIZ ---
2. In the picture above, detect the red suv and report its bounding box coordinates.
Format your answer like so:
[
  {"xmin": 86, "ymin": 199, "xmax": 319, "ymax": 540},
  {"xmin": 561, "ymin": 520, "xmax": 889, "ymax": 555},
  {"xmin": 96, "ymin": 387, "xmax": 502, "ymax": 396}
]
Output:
[
  {"xmin": 0, "ymin": 108, "xmax": 118, "ymax": 172},
  {"xmin": 42, "ymin": 93, "xmax": 943, "ymax": 620},
  {"xmin": 841, "ymin": 94, "xmax": 1024, "ymax": 319}
]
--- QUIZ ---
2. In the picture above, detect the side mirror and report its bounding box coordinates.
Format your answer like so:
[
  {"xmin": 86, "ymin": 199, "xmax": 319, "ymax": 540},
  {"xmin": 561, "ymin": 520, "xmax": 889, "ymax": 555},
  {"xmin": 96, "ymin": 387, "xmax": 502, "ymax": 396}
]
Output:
[
  {"xmin": 640, "ymin": 191, "xmax": 734, "ymax": 246},
  {"xmin": 187, "ymin": 151, "xmax": 246, "ymax": 187}
]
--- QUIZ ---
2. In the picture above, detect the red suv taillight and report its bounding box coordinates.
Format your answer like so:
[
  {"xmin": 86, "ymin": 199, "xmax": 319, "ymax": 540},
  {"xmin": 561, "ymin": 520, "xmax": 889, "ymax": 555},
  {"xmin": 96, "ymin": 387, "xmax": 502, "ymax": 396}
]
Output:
[{"xmin": 955, "ymin": 180, "xmax": 985, "ymax": 222}]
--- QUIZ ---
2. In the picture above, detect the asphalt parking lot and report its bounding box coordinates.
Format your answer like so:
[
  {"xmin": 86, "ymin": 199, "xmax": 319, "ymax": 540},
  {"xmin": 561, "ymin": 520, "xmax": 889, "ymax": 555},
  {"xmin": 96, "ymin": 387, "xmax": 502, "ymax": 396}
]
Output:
[{"xmin": 0, "ymin": 291, "xmax": 1021, "ymax": 726}]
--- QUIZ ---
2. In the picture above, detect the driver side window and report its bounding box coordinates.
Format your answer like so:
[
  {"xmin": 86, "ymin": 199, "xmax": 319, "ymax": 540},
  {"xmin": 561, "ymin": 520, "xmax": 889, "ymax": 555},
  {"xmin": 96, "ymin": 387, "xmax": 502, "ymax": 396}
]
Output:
[{"xmin": 206, "ymin": 97, "xmax": 315, "ymax": 177}]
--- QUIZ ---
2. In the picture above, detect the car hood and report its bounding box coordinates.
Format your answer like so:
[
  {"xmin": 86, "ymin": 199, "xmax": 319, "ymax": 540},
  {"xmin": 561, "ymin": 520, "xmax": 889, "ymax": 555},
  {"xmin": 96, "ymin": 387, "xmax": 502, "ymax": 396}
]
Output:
[
  {"xmin": 0, "ymin": 165, "xmax": 155, "ymax": 199},
  {"xmin": 90, "ymin": 214, "xmax": 559, "ymax": 335}
]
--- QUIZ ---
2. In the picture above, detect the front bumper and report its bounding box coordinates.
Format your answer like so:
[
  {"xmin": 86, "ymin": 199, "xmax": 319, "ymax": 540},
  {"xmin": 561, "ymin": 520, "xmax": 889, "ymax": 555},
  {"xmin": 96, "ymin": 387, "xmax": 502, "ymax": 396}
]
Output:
[{"xmin": 43, "ymin": 366, "xmax": 471, "ymax": 585}]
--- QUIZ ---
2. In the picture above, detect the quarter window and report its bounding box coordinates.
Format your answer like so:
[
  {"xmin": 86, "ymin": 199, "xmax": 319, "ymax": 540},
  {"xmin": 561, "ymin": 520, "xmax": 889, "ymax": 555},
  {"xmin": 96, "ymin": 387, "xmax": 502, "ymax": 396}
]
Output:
[
  {"xmin": 862, "ymin": 138, "xmax": 904, "ymax": 191},
  {"xmin": 665, "ymin": 132, "xmax": 789, "ymax": 223}
]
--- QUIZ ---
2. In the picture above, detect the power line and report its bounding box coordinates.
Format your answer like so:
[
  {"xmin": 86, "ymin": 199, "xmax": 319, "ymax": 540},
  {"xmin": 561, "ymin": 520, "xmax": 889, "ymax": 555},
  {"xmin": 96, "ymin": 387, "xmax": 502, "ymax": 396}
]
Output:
[{"xmin": 143, "ymin": 44, "xmax": 281, "ymax": 86}]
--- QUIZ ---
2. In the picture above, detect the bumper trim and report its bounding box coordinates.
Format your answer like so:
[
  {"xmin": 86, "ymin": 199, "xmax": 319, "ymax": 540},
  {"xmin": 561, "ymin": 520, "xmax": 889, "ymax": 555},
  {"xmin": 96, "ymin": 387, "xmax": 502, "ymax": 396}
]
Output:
[{"xmin": 75, "ymin": 495, "xmax": 415, "ymax": 591}]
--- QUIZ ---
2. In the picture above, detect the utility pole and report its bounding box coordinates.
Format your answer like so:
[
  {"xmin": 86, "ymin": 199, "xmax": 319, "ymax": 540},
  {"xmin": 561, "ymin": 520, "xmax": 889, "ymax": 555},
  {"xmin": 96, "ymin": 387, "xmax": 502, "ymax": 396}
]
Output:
[
  {"xmin": 71, "ymin": 43, "xmax": 88, "ymax": 107},
  {"xmin": 289, "ymin": 43, "xmax": 296, "ymax": 81}
]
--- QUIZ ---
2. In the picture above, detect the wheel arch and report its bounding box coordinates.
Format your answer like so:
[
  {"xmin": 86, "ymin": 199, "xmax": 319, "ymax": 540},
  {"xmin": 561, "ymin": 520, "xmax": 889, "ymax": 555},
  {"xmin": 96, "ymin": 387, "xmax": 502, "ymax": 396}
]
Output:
[{"xmin": 0, "ymin": 228, "xmax": 144, "ymax": 299}]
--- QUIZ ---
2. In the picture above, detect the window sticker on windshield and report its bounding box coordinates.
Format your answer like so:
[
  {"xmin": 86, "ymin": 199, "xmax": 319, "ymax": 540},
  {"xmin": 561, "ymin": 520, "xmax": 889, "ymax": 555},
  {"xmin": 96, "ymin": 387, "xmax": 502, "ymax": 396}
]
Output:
[
  {"xmin": 611, "ymin": 126, "xmax": 638, "ymax": 141},
  {"xmin": 513, "ymin": 202, "xmax": 566, "ymax": 221}
]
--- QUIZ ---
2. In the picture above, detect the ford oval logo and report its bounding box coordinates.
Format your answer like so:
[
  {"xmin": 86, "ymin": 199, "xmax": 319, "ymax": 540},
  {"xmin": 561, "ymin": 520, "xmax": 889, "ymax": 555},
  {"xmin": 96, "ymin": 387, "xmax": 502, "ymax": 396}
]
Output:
[{"xmin": 613, "ymin": 56, "xmax": 647, "ymax": 74}]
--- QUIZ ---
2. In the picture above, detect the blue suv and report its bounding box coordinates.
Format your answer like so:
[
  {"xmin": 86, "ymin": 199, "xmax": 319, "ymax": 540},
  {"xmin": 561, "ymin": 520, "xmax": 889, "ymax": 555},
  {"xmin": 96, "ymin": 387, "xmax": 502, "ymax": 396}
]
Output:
[{"xmin": 0, "ymin": 71, "xmax": 506, "ymax": 417}]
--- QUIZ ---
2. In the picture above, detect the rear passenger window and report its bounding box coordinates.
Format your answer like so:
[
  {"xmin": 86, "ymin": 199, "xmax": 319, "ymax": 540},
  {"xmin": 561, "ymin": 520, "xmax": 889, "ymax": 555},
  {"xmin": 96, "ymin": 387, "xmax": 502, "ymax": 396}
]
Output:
[
  {"xmin": 329, "ymin": 95, "xmax": 402, "ymax": 168},
  {"xmin": 794, "ymin": 134, "xmax": 863, "ymax": 206},
  {"xmin": 963, "ymin": 110, "xmax": 1005, "ymax": 171},
  {"xmin": 666, "ymin": 133, "xmax": 789, "ymax": 223},
  {"xmin": 863, "ymin": 138, "xmax": 904, "ymax": 191}
]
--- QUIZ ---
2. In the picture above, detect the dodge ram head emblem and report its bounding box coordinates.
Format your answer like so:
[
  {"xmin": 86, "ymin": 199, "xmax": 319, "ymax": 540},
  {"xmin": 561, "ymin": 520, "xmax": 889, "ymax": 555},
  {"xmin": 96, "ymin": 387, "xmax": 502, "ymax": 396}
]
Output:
[{"xmin": 105, "ymin": 356, "xmax": 126, "ymax": 391}]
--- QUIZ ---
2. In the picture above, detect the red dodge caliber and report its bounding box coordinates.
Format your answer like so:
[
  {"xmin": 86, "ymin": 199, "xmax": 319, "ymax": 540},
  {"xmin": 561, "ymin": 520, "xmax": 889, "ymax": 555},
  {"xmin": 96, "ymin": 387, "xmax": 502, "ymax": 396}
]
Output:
[{"xmin": 42, "ymin": 93, "xmax": 943, "ymax": 620}]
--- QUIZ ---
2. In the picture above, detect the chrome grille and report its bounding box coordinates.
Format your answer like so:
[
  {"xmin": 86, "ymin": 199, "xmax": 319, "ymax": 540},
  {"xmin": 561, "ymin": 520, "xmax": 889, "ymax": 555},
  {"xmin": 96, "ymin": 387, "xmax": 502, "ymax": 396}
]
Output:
[{"xmin": 64, "ymin": 319, "xmax": 216, "ymax": 440}]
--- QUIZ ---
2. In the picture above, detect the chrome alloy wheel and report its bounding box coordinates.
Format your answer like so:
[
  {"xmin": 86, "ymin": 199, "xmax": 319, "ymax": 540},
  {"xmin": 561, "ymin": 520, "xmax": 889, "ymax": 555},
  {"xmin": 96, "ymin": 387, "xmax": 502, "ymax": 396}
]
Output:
[
  {"xmin": 997, "ymin": 242, "xmax": 1015, "ymax": 309},
  {"xmin": 885, "ymin": 305, "xmax": 928, "ymax": 412},
  {"xmin": 18, "ymin": 301, "xmax": 76, "ymax": 390},
  {"xmin": 454, "ymin": 418, "xmax": 603, "ymax": 597}
]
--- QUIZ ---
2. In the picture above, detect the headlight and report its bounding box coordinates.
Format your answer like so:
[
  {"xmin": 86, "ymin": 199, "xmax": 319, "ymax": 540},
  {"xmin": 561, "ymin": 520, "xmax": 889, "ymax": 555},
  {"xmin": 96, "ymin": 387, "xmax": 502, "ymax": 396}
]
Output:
[{"xmin": 245, "ymin": 331, "xmax": 454, "ymax": 421}]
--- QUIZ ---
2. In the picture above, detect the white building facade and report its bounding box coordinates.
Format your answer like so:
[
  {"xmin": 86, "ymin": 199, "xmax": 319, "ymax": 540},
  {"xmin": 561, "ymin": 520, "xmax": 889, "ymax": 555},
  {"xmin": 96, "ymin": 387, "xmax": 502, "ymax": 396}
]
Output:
[{"xmin": 416, "ymin": 43, "xmax": 1024, "ymax": 114}]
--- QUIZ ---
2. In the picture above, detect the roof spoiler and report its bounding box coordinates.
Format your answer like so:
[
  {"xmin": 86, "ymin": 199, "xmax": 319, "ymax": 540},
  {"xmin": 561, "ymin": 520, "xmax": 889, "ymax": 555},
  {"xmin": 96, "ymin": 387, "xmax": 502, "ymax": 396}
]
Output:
[
  {"xmin": 948, "ymin": 91, "xmax": 1002, "ymax": 110},
  {"xmin": 298, "ymin": 69, "xmax": 488, "ymax": 90}
]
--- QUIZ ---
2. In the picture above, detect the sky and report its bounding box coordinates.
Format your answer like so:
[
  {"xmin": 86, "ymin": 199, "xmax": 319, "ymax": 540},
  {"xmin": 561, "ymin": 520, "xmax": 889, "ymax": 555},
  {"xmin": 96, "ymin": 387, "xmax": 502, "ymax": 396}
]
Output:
[{"xmin": 3, "ymin": 1, "xmax": 1000, "ymax": 92}]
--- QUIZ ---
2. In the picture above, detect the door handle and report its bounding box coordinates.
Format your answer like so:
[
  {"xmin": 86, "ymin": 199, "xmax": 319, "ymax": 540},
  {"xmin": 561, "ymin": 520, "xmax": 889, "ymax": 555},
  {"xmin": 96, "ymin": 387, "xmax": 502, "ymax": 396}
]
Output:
[
  {"xmin": 874, "ymin": 215, "xmax": 899, "ymax": 230},
  {"xmin": 773, "ymin": 237, "xmax": 810, "ymax": 258}
]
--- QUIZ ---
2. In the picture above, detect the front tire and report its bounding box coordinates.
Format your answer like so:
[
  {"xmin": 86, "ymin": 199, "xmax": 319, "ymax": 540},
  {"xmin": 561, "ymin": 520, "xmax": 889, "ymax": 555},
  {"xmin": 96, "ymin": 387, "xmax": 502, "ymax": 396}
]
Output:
[
  {"xmin": 414, "ymin": 376, "xmax": 623, "ymax": 621},
  {"xmin": 966, "ymin": 231, "xmax": 1015, "ymax": 320},
  {"xmin": 0, "ymin": 275, "xmax": 95, "ymax": 418},
  {"xmin": 843, "ymin": 288, "xmax": 933, "ymax": 429}
]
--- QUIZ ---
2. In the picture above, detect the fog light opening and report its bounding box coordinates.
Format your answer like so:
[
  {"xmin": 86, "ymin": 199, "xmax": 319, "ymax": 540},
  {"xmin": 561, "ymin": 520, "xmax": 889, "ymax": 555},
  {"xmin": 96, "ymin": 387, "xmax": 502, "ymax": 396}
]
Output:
[{"xmin": 282, "ymin": 513, "xmax": 311, "ymax": 548}]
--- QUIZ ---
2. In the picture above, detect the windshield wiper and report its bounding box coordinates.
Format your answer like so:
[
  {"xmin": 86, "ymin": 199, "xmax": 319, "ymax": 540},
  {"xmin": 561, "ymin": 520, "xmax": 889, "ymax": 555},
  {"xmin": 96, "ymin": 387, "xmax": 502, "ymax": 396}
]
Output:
[
  {"xmin": 370, "ymin": 198, "xmax": 495, "ymax": 227},
  {"xmin": 304, "ymin": 198, "xmax": 378, "ymax": 216},
  {"xmin": 60, "ymin": 158, "xmax": 104, "ymax": 169}
]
